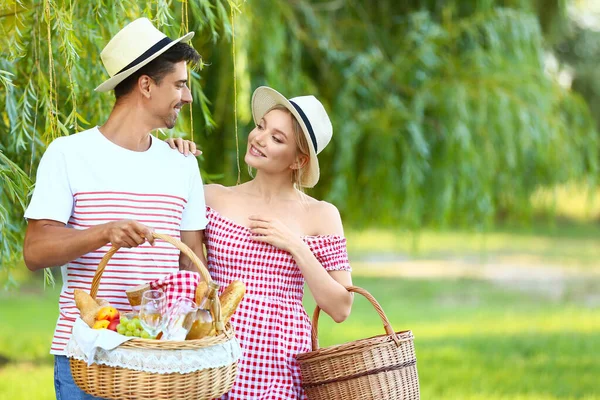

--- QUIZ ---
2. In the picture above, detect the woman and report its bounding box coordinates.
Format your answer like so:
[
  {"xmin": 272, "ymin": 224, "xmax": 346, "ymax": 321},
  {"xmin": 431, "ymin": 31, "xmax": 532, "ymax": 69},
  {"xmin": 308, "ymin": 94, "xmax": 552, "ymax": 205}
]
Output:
[{"xmin": 168, "ymin": 86, "xmax": 353, "ymax": 399}]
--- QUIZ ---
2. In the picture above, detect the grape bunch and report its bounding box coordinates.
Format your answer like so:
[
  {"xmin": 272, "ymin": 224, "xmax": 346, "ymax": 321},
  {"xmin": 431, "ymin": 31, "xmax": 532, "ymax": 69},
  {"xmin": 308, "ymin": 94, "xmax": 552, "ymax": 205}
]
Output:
[{"xmin": 116, "ymin": 315, "xmax": 156, "ymax": 339}]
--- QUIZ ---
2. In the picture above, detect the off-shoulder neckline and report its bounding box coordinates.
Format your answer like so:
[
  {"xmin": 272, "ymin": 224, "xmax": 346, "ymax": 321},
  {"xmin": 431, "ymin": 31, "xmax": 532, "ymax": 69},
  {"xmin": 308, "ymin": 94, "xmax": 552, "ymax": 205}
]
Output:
[{"xmin": 206, "ymin": 206, "xmax": 346, "ymax": 241}]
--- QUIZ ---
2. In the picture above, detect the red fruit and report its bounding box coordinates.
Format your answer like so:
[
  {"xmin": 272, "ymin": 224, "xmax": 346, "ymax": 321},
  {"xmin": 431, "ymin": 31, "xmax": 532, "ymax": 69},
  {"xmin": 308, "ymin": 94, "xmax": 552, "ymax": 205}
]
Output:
[{"xmin": 107, "ymin": 318, "xmax": 120, "ymax": 332}]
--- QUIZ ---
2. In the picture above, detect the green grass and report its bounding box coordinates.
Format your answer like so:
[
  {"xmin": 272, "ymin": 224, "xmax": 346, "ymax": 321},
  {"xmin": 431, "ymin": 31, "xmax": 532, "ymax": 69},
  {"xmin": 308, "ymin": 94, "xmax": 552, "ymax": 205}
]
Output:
[
  {"xmin": 1, "ymin": 276, "xmax": 598, "ymax": 399},
  {"xmin": 0, "ymin": 363, "xmax": 55, "ymax": 400},
  {"xmin": 0, "ymin": 288, "xmax": 58, "ymax": 363},
  {"xmin": 304, "ymin": 277, "xmax": 600, "ymax": 399},
  {"xmin": 0, "ymin": 285, "xmax": 59, "ymax": 400},
  {"xmin": 346, "ymin": 221, "xmax": 600, "ymax": 268}
]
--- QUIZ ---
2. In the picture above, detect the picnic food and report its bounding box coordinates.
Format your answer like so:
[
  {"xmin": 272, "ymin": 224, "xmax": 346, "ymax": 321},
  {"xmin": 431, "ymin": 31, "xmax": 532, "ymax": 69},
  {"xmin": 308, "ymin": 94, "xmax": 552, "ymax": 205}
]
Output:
[
  {"xmin": 186, "ymin": 282, "xmax": 220, "ymax": 340},
  {"xmin": 93, "ymin": 320, "xmax": 110, "ymax": 329},
  {"xmin": 74, "ymin": 289, "xmax": 104, "ymax": 327},
  {"xmin": 219, "ymin": 280, "xmax": 246, "ymax": 325},
  {"xmin": 94, "ymin": 306, "xmax": 120, "ymax": 331},
  {"xmin": 116, "ymin": 315, "xmax": 156, "ymax": 338},
  {"xmin": 186, "ymin": 280, "xmax": 246, "ymax": 339},
  {"xmin": 74, "ymin": 289, "xmax": 121, "ymax": 328},
  {"xmin": 107, "ymin": 319, "xmax": 120, "ymax": 332},
  {"xmin": 126, "ymin": 283, "xmax": 150, "ymax": 308},
  {"xmin": 96, "ymin": 306, "xmax": 119, "ymax": 322},
  {"xmin": 195, "ymin": 281, "xmax": 208, "ymax": 305}
]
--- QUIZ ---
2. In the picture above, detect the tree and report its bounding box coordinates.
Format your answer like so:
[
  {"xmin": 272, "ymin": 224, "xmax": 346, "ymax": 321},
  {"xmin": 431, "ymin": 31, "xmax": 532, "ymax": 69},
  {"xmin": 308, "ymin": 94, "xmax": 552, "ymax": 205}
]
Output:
[
  {"xmin": 1, "ymin": 0, "xmax": 597, "ymax": 283},
  {"xmin": 0, "ymin": 0, "xmax": 238, "ymax": 285}
]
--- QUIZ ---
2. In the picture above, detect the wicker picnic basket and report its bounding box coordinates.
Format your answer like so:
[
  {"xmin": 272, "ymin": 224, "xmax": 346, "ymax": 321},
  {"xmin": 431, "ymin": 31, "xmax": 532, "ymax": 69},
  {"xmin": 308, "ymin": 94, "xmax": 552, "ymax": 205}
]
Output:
[
  {"xmin": 68, "ymin": 232, "xmax": 238, "ymax": 400},
  {"xmin": 296, "ymin": 286, "xmax": 419, "ymax": 400}
]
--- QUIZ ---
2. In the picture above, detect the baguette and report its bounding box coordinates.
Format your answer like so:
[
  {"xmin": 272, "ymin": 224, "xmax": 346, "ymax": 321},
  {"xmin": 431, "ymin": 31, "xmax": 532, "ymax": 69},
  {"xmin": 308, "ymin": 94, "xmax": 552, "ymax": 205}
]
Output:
[
  {"xmin": 96, "ymin": 298, "xmax": 111, "ymax": 307},
  {"xmin": 195, "ymin": 281, "xmax": 208, "ymax": 305},
  {"xmin": 186, "ymin": 280, "xmax": 246, "ymax": 340},
  {"xmin": 219, "ymin": 280, "xmax": 246, "ymax": 325},
  {"xmin": 74, "ymin": 289, "xmax": 102, "ymax": 327}
]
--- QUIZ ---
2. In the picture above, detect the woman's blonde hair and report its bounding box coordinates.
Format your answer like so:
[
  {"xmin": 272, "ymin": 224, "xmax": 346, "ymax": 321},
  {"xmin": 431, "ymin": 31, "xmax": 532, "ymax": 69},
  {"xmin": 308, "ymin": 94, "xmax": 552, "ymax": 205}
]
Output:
[{"xmin": 248, "ymin": 104, "xmax": 311, "ymax": 190}]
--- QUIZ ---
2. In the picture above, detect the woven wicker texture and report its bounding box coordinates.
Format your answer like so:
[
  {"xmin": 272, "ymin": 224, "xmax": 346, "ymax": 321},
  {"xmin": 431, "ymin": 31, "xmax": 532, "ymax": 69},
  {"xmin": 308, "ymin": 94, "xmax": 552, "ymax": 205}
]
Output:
[
  {"xmin": 296, "ymin": 286, "xmax": 420, "ymax": 400},
  {"xmin": 69, "ymin": 232, "xmax": 237, "ymax": 400}
]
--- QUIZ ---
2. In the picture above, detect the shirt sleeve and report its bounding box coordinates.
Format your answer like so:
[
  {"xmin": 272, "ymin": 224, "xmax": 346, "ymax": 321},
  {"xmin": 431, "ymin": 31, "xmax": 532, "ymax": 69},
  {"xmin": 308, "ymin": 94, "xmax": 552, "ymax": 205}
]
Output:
[
  {"xmin": 24, "ymin": 139, "xmax": 73, "ymax": 224},
  {"xmin": 307, "ymin": 236, "xmax": 352, "ymax": 272},
  {"xmin": 180, "ymin": 157, "xmax": 208, "ymax": 230}
]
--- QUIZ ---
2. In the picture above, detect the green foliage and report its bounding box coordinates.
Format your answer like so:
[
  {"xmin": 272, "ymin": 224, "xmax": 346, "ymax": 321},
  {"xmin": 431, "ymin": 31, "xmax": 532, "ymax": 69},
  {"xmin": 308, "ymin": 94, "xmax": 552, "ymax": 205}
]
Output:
[
  {"xmin": 198, "ymin": 0, "xmax": 597, "ymax": 230},
  {"xmin": 555, "ymin": 11, "xmax": 600, "ymax": 133},
  {"xmin": 1, "ymin": 1, "xmax": 598, "ymax": 279},
  {"xmin": 0, "ymin": 0, "xmax": 236, "ymax": 278}
]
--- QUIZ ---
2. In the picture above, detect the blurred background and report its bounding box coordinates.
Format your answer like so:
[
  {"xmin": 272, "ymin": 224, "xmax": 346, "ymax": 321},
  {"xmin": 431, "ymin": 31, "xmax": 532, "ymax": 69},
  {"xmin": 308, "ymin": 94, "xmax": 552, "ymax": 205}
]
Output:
[{"xmin": 1, "ymin": 0, "xmax": 600, "ymax": 399}]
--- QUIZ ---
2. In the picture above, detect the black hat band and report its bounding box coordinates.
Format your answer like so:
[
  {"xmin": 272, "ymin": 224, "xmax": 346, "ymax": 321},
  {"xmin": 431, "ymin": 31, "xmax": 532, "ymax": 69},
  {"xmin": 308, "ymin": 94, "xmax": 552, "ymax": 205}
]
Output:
[
  {"xmin": 115, "ymin": 37, "xmax": 173, "ymax": 75},
  {"xmin": 289, "ymin": 100, "xmax": 318, "ymax": 153}
]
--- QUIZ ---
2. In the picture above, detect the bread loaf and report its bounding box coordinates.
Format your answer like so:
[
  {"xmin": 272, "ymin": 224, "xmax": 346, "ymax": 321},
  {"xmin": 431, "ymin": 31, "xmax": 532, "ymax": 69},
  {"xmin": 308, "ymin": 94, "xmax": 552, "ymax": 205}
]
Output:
[
  {"xmin": 195, "ymin": 281, "xmax": 208, "ymax": 305},
  {"xmin": 186, "ymin": 281, "xmax": 245, "ymax": 339},
  {"xmin": 74, "ymin": 289, "xmax": 102, "ymax": 327},
  {"xmin": 96, "ymin": 298, "xmax": 111, "ymax": 307},
  {"xmin": 219, "ymin": 280, "xmax": 246, "ymax": 325},
  {"xmin": 126, "ymin": 283, "xmax": 150, "ymax": 308}
]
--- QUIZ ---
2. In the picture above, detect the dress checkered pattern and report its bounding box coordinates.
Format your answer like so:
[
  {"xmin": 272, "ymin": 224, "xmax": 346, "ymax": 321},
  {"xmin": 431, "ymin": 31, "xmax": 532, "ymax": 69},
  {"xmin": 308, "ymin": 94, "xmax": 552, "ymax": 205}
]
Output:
[{"xmin": 205, "ymin": 206, "xmax": 352, "ymax": 400}]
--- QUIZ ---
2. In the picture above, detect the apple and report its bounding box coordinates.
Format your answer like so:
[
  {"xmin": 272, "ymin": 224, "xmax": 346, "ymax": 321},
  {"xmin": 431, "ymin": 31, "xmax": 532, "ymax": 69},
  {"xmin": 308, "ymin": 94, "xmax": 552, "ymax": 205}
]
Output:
[
  {"xmin": 96, "ymin": 306, "xmax": 119, "ymax": 321},
  {"xmin": 107, "ymin": 318, "xmax": 120, "ymax": 332}
]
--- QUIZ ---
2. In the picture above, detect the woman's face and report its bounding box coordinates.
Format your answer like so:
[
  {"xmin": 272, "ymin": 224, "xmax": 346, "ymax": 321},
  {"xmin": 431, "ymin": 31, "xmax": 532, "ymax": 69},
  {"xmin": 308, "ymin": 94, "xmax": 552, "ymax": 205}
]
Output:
[{"xmin": 245, "ymin": 109, "xmax": 302, "ymax": 174}]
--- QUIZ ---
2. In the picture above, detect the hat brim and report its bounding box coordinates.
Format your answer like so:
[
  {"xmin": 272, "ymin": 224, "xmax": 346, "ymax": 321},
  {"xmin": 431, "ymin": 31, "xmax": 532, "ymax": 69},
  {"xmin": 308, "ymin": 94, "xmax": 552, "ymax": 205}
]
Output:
[
  {"xmin": 251, "ymin": 86, "xmax": 319, "ymax": 188},
  {"xmin": 95, "ymin": 31, "xmax": 195, "ymax": 92}
]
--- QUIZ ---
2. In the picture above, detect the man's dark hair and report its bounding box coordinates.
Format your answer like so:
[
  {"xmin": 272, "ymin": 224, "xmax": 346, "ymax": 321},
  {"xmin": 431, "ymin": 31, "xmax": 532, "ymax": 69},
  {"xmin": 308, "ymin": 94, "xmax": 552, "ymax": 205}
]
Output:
[{"xmin": 114, "ymin": 42, "xmax": 200, "ymax": 99}]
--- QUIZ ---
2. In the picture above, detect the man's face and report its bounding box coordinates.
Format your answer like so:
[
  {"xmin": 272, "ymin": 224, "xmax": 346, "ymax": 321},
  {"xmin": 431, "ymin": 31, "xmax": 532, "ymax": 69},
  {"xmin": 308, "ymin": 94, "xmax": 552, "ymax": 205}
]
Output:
[{"xmin": 148, "ymin": 61, "xmax": 192, "ymax": 129}]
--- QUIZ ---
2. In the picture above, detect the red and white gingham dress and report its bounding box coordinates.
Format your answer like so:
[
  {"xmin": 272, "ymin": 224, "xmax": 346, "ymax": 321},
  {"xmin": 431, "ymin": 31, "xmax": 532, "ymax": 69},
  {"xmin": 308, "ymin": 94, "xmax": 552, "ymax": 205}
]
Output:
[{"xmin": 205, "ymin": 206, "xmax": 351, "ymax": 400}]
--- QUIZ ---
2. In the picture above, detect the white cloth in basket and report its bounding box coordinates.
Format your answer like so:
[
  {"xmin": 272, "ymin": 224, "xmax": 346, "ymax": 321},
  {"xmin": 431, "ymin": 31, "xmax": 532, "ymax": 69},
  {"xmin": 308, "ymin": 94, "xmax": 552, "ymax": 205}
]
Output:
[
  {"xmin": 65, "ymin": 318, "xmax": 242, "ymax": 374},
  {"xmin": 66, "ymin": 318, "xmax": 133, "ymax": 366}
]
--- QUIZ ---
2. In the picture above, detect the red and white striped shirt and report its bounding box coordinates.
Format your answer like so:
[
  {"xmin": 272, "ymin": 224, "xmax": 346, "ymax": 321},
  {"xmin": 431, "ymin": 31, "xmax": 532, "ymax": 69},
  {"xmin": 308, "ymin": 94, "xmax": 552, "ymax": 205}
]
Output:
[{"xmin": 25, "ymin": 127, "xmax": 207, "ymax": 354}]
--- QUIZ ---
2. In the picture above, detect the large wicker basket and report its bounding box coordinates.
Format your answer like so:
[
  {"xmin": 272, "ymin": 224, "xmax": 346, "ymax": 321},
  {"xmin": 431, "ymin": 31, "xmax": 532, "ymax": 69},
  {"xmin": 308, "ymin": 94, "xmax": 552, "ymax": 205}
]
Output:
[
  {"xmin": 295, "ymin": 286, "xmax": 419, "ymax": 399},
  {"xmin": 68, "ymin": 232, "xmax": 237, "ymax": 400}
]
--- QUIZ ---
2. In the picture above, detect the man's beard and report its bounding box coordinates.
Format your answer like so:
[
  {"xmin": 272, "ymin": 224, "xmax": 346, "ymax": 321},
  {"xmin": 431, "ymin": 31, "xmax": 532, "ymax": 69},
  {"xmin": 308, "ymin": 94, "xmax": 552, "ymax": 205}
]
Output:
[
  {"xmin": 165, "ymin": 103, "xmax": 184, "ymax": 129},
  {"xmin": 165, "ymin": 116, "xmax": 176, "ymax": 129}
]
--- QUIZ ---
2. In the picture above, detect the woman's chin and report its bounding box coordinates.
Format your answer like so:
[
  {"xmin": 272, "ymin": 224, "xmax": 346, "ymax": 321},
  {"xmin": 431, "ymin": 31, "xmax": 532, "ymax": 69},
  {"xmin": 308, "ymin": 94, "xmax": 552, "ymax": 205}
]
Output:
[{"xmin": 245, "ymin": 154, "xmax": 260, "ymax": 168}]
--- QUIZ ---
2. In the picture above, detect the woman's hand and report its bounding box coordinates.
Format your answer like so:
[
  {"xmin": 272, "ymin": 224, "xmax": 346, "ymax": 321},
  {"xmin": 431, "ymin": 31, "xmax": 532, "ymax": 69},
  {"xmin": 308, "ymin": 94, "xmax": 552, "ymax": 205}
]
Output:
[
  {"xmin": 165, "ymin": 137, "xmax": 202, "ymax": 156},
  {"xmin": 248, "ymin": 215, "xmax": 307, "ymax": 254}
]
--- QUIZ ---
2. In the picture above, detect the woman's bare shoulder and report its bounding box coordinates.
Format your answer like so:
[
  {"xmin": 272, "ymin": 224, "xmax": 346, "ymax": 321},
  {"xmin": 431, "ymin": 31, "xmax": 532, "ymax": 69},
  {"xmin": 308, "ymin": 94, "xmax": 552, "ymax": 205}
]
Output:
[{"xmin": 305, "ymin": 199, "xmax": 344, "ymax": 236}]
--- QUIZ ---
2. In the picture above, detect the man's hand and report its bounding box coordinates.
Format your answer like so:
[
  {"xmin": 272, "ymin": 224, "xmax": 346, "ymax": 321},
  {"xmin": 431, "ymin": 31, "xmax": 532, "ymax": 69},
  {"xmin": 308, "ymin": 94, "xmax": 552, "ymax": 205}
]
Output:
[
  {"xmin": 165, "ymin": 137, "xmax": 202, "ymax": 156},
  {"xmin": 105, "ymin": 220, "xmax": 155, "ymax": 248},
  {"xmin": 24, "ymin": 218, "xmax": 154, "ymax": 271}
]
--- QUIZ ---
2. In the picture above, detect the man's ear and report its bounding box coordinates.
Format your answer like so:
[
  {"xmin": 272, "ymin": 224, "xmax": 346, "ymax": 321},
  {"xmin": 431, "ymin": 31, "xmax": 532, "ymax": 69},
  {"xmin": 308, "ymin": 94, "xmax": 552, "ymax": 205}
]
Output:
[
  {"xmin": 138, "ymin": 75, "xmax": 152, "ymax": 98},
  {"xmin": 290, "ymin": 154, "xmax": 309, "ymax": 170}
]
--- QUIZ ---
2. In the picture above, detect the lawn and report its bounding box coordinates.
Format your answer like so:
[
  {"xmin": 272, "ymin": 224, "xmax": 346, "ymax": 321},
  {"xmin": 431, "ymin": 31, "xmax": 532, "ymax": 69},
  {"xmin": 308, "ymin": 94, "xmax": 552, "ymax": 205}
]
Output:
[
  {"xmin": 346, "ymin": 222, "xmax": 600, "ymax": 268},
  {"xmin": 2, "ymin": 220, "xmax": 600, "ymax": 399},
  {"xmin": 1, "ymin": 273, "xmax": 598, "ymax": 399},
  {"xmin": 305, "ymin": 277, "xmax": 600, "ymax": 399}
]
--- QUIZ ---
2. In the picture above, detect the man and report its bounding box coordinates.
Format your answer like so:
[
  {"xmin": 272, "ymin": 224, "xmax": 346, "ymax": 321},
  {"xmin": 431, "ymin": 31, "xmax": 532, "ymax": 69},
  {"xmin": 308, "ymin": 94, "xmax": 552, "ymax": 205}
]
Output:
[{"xmin": 22, "ymin": 18, "xmax": 206, "ymax": 399}]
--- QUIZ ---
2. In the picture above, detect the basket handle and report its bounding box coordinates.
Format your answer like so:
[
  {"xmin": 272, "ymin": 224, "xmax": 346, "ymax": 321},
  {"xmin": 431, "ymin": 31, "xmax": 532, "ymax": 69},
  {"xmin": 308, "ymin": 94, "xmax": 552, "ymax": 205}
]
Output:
[
  {"xmin": 310, "ymin": 285, "xmax": 402, "ymax": 350},
  {"xmin": 89, "ymin": 232, "xmax": 222, "ymax": 331}
]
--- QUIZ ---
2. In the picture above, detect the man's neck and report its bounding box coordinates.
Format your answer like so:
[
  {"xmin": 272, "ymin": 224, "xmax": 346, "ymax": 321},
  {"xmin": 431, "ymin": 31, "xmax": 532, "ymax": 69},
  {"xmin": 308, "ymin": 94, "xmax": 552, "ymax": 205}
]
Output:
[{"xmin": 98, "ymin": 102, "xmax": 156, "ymax": 152}]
